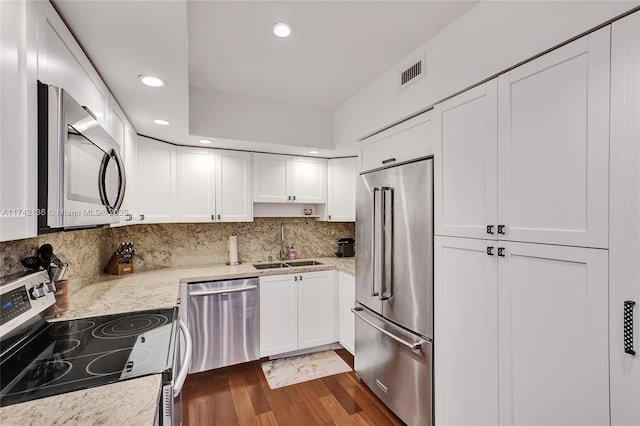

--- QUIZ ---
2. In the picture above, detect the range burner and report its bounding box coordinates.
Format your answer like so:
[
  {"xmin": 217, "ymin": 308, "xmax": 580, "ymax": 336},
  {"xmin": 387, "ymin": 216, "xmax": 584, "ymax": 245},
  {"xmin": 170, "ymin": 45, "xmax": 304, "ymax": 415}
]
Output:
[
  {"xmin": 17, "ymin": 339, "xmax": 80, "ymax": 362},
  {"xmin": 49, "ymin": 320, "xmax": 96, "ymax": 336},
  {"xmin": 91, "ymin": 314, "xmax": 169, "ymax": 339},
  {"xmin": 86, "ymin": 347, "xmax": 153, "ymax": 376}
]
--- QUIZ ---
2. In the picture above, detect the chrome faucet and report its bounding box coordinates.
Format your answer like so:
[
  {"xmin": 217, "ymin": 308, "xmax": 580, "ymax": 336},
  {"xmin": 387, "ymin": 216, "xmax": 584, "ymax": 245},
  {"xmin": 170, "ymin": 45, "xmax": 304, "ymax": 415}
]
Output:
[{"xmin": 280, "ymin": 223, "xmax": 287, "ymax": 260}]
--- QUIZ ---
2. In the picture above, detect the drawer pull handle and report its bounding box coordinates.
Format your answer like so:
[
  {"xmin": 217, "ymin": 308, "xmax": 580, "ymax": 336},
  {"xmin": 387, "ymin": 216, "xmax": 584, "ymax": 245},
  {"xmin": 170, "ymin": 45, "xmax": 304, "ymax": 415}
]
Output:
[
  {"xmin": 625, "ymin": 300, "xmax": 636, "ymax": 355},
  {"xmin": 381, "ymin": 158, "xmax": 396, "ymax": 165}
]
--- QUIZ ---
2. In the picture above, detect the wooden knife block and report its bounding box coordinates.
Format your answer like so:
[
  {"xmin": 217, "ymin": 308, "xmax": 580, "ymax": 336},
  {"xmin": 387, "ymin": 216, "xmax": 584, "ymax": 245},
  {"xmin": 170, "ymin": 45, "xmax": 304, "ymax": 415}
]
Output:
[{"xmin": 104, "ymin": 254, "xmax": 134, "ymax": 275}]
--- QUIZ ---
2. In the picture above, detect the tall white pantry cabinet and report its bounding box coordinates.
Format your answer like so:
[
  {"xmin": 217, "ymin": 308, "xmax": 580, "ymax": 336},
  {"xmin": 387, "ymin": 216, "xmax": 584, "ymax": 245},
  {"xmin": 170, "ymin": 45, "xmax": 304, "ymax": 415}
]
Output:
[{"xmin": 434, "ymin": 23, "xmax": 625, "ymax": 426}]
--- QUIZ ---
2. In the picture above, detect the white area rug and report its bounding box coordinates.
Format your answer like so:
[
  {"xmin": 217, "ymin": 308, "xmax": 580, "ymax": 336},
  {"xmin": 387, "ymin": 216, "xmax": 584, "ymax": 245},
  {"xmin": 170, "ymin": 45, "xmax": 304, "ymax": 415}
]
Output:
[{"xmin": 261, "ymin": 350, "xmax": 352, "ymax": 389}]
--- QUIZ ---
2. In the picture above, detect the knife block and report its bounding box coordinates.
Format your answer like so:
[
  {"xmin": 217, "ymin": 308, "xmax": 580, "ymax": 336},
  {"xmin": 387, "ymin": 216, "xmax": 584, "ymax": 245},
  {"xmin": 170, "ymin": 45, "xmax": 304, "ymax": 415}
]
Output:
[{"xmin": 104, "ymin": 254, "xmax": 134, "ymax": 275}]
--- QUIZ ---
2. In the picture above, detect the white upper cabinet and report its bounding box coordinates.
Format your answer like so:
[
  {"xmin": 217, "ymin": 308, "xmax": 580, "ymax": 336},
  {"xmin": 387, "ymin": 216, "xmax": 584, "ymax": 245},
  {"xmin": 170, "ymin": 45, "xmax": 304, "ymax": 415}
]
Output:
[
  {"xmin": 359, "ymin": 110, "xmax": 437, "ymax": 173},
  {"xmin": 609, "ymin": 11, "xmax": 640, "ymax": 426},
  {"xmin": 215, "ymin": 150, "xmax": 253, "ymax": 222},
  {"xmin": 436, "ymin": 28, "xmax": 610, "ymax": 249},
  {"xmin": 36, "ymin": 1, "xmax": 109, "ymax": 129},
  {"xmin": 107, "ymin": 95, "xmax": 126, "ymax": 150},
  {"xmin": 253, "ymin": 153, "xmax": 326, "ymax": 204},
  {"xmin": 435, "ymin": 80, "xmax": 498, "ymax": 239},
  {"xmin": 497, "ymin": 27, "xmax": 610, "ymax": 248},
  {"xmin": 175, "ymin": 147, "xmax": 253, "ymax": 223},
  {"xmin": 114, "ymin": 123, "xmax": 138, "ymax": 226},
  {"xmin": 497, "ymin": 242, "xmax": 609, "ymax": 426},
  {"xmin": 327, "ymin": 157, "xmax": 357, "ymax": 222},
  {"xmin": 0, "ymin": 0, "xmax": 38, "ymax": 242},
  {"xmin": 176, "ymin": 147, "xmax": 215, "ymax": 222},
  {"xmin": 137, "ymin": 137, "xmax": 177, "ymax": 223}
]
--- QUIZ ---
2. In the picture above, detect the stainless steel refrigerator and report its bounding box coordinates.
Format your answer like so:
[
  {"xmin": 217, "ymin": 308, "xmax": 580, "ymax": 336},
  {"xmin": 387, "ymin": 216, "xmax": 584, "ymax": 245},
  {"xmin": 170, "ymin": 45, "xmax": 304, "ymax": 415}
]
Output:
[{"xmin": 353, "ymin": 158, "xmax": 433, "ymax": 426}]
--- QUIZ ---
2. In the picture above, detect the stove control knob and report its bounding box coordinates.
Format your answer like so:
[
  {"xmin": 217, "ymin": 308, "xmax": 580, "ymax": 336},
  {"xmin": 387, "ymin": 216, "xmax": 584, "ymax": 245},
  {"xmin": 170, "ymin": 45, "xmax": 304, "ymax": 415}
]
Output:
[
  {"xmin": 45, "ymin": 283, "xmax": 56, "ymax": 293},
  {"xmin": 30, "ymin": 285, "xmax": 46, "ymax": 299}
]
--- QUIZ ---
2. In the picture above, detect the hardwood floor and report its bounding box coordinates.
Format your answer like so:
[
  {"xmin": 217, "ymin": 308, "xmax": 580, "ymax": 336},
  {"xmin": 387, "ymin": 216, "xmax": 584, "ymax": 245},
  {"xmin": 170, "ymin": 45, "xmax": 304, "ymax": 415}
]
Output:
[{"xmin": 182, "ymin": 349, "xmax": 404, "ymax": 425}]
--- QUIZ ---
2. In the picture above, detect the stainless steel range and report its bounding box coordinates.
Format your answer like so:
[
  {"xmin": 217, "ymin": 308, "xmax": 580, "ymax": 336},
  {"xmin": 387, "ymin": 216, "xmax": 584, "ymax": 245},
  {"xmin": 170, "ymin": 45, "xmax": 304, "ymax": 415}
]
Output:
[{"xmin": 0, "ymin": 271, "xmax": 191, "ymax": 425}]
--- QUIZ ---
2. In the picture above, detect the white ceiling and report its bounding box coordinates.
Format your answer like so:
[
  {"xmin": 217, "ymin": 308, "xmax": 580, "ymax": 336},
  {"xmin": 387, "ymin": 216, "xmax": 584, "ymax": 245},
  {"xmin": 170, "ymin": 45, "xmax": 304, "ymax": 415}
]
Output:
[{"xmin": 52, "ymin": 0, "xmax": 477, "ymax": 156}]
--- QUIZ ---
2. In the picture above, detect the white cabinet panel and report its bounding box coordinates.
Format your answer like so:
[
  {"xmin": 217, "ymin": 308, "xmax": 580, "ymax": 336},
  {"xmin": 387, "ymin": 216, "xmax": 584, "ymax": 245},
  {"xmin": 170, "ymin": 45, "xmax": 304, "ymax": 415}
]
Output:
[
  {"xmin": 434, "ymin": 236, "xmax": 498, "ymax": 426},
  {"xmin": 137, "ymin": 137, "xmax": 176, "ymax": 223},
  {"xmin": 216, "ymin": 150, "xmax": 252, "ymax": 222},
  {"xmin": 359, "ymin": 110, "xmax": 437, "ymax": 173},
  {"xmin": 253, "ymin": 153, "xmax": 288, "ymax": 202},
  {"xmin": 435, "ymin": 81, "xmax": 498, "ymax": 239},
  {"xmin": 36, "ymin": 1, "xmax": 109, "ymax": 129},
  {"xmin": 497, "ymin": 27, "xmax": 610, "ymax": 248},
  {"xmin": 327, "ymin": 158, "xmax": 357, "ymax": 222},
  {"xmin": 610, "ymin": 11, "xmax": 640, "ymax": 426},
  {"xmin": 116, "ymin": 124, "xmax": 138, "ymax": 225},
  {"xmin": 176, "ymin": 147, "xmax": 215, "ymax": 222},
  {"xmin": 259, "ymin": 274, "xmax": 299, "ymax": 357},
  {"xmin": 260, "ymin": 271, "xmax": 337, "ymax": 357},
  {"xmin": 298, "ymin": 271, "xmax": 337, "ymax": 349},
  {"xmin": 253, "ymin": 153, "xmax": 326, "ymax": 204},
  {"xmin": 0, "ymin": 0, "xmax": 38, "ymax": 242},
  {"xmin": 497, "ymin": 242, "xmax": 609, "ymax": 426},
  {"xmin": 338, "ymin": 272, "xmax": 355, "ymax": 355},
  {"xmin": 290, "ymin": 157, "xmax": 326, "ymax": 204}
]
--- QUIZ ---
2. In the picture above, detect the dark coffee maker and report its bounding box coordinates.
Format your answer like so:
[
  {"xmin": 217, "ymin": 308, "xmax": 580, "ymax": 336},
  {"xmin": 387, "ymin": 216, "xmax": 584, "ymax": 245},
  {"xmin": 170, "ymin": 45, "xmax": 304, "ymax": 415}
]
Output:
[{"xmin": 336, "ymin": 238, "xmax": 355, "ymax": 257}]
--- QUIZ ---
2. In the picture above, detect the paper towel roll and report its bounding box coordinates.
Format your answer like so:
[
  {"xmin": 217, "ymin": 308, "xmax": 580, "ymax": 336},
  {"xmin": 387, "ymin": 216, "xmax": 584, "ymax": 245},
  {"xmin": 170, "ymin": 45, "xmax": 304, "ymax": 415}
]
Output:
[{"xmin": 228, "ymin": 235, "xmax": 239, "ymax": 265}]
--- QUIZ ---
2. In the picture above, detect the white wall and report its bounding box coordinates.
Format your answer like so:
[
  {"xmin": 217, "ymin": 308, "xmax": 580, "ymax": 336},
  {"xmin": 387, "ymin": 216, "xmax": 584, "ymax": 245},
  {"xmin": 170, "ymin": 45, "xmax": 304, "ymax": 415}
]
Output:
[
  {"xmin": 189, "ymin": 87, "xmax": 334, "ymax": 150},
  {"xmin": 334, "ymin": 1, "xmax": 639, "ymax": 146}
]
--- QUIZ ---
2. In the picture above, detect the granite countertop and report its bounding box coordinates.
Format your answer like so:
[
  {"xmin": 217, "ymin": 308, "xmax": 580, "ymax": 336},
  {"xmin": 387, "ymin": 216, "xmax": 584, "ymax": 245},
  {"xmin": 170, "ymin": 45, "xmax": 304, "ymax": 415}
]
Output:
[{"xmin": 0, "ymin": 256, "xmax": 355, "ymax": 425}]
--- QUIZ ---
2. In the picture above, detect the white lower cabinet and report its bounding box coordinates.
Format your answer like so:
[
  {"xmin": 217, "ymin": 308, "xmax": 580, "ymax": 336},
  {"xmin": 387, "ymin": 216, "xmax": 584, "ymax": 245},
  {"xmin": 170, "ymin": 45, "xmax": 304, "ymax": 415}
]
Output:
[
  {"xmin": 338, "ymin": 272, "xmax": 355, "ymax": 355},
  {"xmin": 435, "ymin": 236, "xmax": 609, "ymax": 426},
  {"xmin": 260, "ymin": 271, "xmax": 336, "ymax": 357}
]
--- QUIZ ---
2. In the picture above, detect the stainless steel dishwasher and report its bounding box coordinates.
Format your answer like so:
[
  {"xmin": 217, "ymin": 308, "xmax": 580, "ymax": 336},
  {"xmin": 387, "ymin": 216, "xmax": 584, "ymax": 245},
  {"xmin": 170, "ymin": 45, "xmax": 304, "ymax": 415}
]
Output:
[{"xmin": 186, "ymin": 277, "xmax": 259, "ymax": 373}]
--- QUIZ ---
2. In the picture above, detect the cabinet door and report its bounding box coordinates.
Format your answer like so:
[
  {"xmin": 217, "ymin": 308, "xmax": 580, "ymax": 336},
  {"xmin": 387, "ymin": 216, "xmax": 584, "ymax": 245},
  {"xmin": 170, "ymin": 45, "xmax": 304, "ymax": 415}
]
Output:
[
  {"xmin": 137, "ymin": 137, "xmax": 176, "ymax": 223},
  {"xmin": 298, "ymin": 271, "xmax": 337, "ymax": 349},
  {"xmin": 107, "ymin": 95, "xmax": 126, "ymax": 149},
  {"xmin": 216, "ymin": 150, "xmax": 252, "ymax": 222},
  {"xmin": 0, "ymin": 0, "xmax": 38, "ymax": 242},
  {"xmin": 36, "ymin": 1, "xmax": 109, "ymax": 128},
  {"xmin": 259, "ymin": 274, "xmax": 298, "ymax": 357},
  {"xmin": 610, "ymin": 12, "xmax": 640, "ymax": 426},
  {"xmin": 497, "ymin": 242, "xmax": 609, "ymax": 426},
  {"xmin": 435, "ymin": 80, "xmax": 498, "ymax": 240},
  {"xmin": 359, "ymin": 110, "xmax": 436, "ymax": 173},
  {"xmin": 434, "ymin": 236, "xmax": 499, "ymax": 426},
  {"xmin": 338, "ymin": 272, "xmax": 355, "ymax": 355},
  {"xmin": 176, "ymin": 147, "xmax": 215, "ymax": 222},
  {"xmin": 117, "ymin": 124, "xmax": 138, "ymax": 225},
  {"xmin": 497, "ymin": 27, "xmax": 610, "ymax": 248},
  {"xmin": 290, "ymin": 157, "xmax": 327, "ymax": 204},
  {"xmin": 327, "ymin": 158, "xmax": 357, "ymax": 222},
  {"xmin": 253, "ymin": 153, "xmax": 288, "ymax": 202}
]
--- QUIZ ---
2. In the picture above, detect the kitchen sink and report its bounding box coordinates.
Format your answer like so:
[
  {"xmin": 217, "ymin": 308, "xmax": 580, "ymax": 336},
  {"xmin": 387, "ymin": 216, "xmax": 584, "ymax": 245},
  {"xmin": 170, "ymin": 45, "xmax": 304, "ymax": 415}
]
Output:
[
  {"xmin": 252, "ymin": 262, "xmax": 290, "ymax": 269},
  {"xmin": 252, "ymin": 260, "xmax": 324, "ymax": 269},
  {"xmin": 284, "ymin": 260, "xmax": 324, "ymax": 267}
]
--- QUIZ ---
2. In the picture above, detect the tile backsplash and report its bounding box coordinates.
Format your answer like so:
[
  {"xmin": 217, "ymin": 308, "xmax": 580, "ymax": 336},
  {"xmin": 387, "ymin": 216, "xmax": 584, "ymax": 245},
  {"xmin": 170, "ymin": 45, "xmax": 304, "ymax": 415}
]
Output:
[{"xmin": 0, "ymin": 218, "xmax": 354, "ymax": 293}]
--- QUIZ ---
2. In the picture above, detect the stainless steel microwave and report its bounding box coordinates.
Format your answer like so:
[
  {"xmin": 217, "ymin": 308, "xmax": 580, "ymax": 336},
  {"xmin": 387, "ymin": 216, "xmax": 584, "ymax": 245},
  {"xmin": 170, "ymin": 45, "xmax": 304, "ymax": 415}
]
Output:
[{"xmin": 37, "ymin": 81, "xmax": 126, "ymax": 232}]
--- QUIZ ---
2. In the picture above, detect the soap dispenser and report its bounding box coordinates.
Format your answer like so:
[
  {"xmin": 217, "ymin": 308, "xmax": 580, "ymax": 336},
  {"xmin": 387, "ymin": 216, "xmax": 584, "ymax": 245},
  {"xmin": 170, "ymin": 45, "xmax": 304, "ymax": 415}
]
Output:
[{"xmin": 288, "ymin": 245, "xmax": 296, "ymax": 260}]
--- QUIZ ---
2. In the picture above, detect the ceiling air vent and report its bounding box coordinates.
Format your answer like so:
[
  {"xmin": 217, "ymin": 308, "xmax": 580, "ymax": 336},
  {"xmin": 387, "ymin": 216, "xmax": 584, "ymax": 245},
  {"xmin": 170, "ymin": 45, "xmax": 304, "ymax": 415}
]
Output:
[{"xmin": 400, "ymin": 56, "xmax": 425, "ymax": 89}]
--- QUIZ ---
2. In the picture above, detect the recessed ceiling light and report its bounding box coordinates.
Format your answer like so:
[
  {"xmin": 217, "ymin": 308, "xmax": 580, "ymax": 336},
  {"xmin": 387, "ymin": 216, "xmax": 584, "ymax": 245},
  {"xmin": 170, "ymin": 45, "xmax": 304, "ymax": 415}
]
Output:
[
  {"xmin": 199, "ymin": 139, "xmax": 212, "ymax": 144},
  {"xmin": 138, "ymin": 75, "xmax": 166, "ymax": 87},
  {"xmin": 154, "ymin": 119, "xmax": 170, "ymax": 126},
  {"xmin": 309, "ymin": 150, "xmax": 319, "ymax": 154},
  {"xmin": 273, "ymin": 23, "xmax": 291, "ymax": 38}
]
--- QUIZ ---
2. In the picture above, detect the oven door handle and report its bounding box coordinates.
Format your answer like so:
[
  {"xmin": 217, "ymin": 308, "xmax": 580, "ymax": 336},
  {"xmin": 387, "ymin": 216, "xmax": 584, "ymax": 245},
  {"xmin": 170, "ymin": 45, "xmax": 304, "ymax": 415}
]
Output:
[{"xmin": 173, "ymin": 320, "xmax": 192, "ymax": 397}]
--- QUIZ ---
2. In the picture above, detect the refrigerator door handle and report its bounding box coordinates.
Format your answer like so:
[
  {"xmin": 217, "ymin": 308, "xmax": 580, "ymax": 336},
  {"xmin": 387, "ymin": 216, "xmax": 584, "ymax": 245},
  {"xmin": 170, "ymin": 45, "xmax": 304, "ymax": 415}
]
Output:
[
  {"xmin": 380, "ymin": 186, "xmax": 393, "ymax": 301},
  {"xmin": 352, "ymin": 307, "xmax": 425, "ymax": 352},
  {"xmin": 371, "ymin": 187, "xmax": 380, "ymax": 297}
]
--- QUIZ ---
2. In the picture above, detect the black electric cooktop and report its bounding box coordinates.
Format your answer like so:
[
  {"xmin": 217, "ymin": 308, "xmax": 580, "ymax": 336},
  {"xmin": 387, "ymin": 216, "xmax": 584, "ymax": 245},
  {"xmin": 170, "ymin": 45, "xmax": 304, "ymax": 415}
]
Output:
[{"xmin": 0, "ymin": 307, "xmax": 177, "ymax": 407}]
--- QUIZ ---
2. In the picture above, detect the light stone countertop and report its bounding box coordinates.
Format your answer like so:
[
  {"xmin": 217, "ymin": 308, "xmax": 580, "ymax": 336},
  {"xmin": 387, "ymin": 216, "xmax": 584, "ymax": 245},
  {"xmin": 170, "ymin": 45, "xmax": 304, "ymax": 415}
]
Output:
[{"xmin": 0, "ymin": 257, "xmax": 355, "ymax": 425}]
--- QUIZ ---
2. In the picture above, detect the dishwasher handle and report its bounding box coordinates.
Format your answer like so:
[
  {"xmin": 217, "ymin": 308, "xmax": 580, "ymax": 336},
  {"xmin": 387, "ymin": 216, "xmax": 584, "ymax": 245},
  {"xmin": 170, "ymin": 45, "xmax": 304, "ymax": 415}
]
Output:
[
  {"xmin": 189, "ymin": 285, "xmax": 258, "ymax": 297},
  {"xmin": 173, "ymin": 320, "xmax": 192, "ymax": 397}
]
